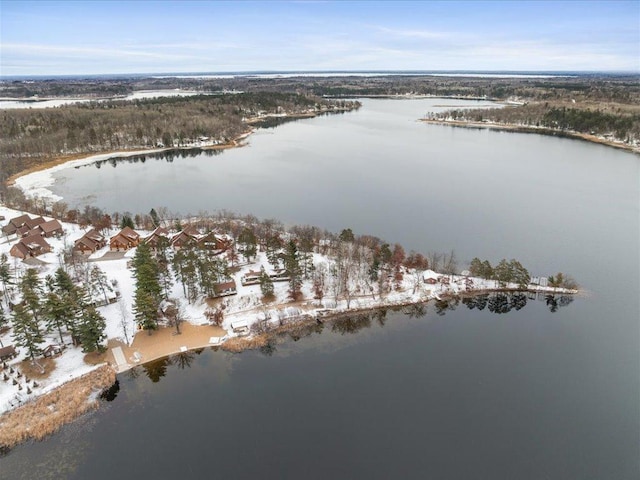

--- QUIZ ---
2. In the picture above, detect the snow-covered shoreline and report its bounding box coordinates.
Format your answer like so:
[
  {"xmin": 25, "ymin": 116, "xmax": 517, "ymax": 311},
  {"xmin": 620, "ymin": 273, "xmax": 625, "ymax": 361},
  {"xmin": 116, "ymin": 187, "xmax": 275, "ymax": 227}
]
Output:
[
  {"xmin": 421, "ymin": 118, "xmax": 640, "ymax": 155},
  {"xmin": 0, "ymin": 203, "xmax": 578, "ymax": 449}
]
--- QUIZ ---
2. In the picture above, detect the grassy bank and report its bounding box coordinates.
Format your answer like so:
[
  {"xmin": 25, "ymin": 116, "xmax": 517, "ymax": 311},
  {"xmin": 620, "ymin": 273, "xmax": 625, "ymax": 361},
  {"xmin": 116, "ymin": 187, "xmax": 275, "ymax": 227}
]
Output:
[{"xmin": 0, "ymin": 365, "xmax": 116, "ymax": 450}]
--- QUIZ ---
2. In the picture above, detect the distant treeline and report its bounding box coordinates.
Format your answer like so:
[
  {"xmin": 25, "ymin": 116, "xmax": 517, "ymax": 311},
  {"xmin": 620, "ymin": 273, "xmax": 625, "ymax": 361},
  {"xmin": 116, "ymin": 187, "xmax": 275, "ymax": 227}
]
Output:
[
  {"xmin": 433, "ymin": 103, "xmax": 640, "ymax": 144},
  {"xmin": 0, "ymin": 92, "xmax": 358, "ymax": 187}
]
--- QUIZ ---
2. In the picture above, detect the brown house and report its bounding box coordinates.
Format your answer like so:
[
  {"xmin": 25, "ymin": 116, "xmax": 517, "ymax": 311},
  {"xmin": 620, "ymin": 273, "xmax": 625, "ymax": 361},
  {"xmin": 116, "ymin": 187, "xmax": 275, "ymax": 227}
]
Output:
[
  {"xmin": 197, "ymin": 232, "xmax": 232, "ymax": 253},
  {"xmin": 10, "ymin": 234, "xmax": 52, "ymax": 259},
  {"xmin": 110, "ymin": 227, "xmax": 141, "ymax": 251},
  {"xmin": 37, "ymin": 219, "xmax": 64, "ymax": 238},
  {"xmin": 143, "ymin": 227, "xmax": 170, "ymax": 251},
  {"xmin": 171, "ymin": 229, "xmax": 198, "ymax": 250},
  {"xmin": 213, "ymin": 280, "xmax": 237, "ymax": 297},
  {"xmin": 2, "ymin": 214, "xmax": 31, "ymax": 236},
  {"xmin": 24, "ymin": 216, "xmax": 46, "ymax": 230},
  {"xmin": 74, "ymin": 229, "xmax": 107, "ymax": 255}
]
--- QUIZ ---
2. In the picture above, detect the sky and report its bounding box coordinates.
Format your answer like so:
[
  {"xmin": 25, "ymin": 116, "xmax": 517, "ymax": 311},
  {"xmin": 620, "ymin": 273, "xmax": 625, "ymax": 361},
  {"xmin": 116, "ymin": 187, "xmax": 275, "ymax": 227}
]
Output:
[{"xmin": 1, "ymin": 0, "xmax": 638, "ymax": 77}]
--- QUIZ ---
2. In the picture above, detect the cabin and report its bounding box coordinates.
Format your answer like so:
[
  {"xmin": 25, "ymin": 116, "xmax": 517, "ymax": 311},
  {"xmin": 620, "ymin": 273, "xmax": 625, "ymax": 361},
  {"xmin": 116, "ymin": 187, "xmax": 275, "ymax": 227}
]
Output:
[
  {"xmin": 197, "ymin": 232, "xmax": 232, "ymax": 253},
  {"xmin": 0, "ymin": 345, "xmax": 18, "ymax": 361},
  {"xmin": 36, "ymin": 219, "xmax": 64, "ymax": 238},
  {"xmin": 42, "ymin": 344, "xmax": 65, "ymax": 358},
  {"xmin": 230, "ymin": 320, "xmax": 250, "ymax": 336},
  {"xmin": 2, "ymin": 214, "xmax": 31, "ymax": 236},
  {"xmin": 143, "ymin": 227, "xmax": 170, "ymax": 251},
  {"xmin": 171, "ymin": 230, "xmax": 198, "ymax": 250},
  {"xmin": 423, "ymin": 270, "xmax": 439, "ymax": 285},
  {"xmin": 213, "ymin": 280, "xmax": 237, "ymax": 297},
  {"xmin": 73, "ymin": 229, "xmax": 107, "ymax": 255},
  {"xmin": 241, "ymin": 270, "xmax": 263, "ymax": 285},
  {"xmin": 24, "ymin": 216, "xmax": 46, "ymax": 230},
  {"xmin": 10, "ymin": 234, "xmax": 52, "ymax": 259},
  {"xmin": 109, "ymin": 227, "xmax": 140, "ymax": 251},
  {"xmin": 270, "ymin": 269, "xmax": 290, "ymax": 282}
]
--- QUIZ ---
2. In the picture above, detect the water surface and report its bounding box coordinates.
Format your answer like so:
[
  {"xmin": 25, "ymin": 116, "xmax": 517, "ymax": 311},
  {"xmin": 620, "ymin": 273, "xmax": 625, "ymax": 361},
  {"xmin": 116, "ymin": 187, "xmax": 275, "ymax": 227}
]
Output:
[{"xmin": 4, "ymin": 98, "xmax": 638, "ymax": 479}]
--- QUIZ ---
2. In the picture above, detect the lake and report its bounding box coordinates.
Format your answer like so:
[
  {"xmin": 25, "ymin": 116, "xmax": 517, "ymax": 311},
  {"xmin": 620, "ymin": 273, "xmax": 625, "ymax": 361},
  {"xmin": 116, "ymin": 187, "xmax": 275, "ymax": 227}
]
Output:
[{"xmin": 3, "ymin": 98, "xmax": 639, "ymax": 479}]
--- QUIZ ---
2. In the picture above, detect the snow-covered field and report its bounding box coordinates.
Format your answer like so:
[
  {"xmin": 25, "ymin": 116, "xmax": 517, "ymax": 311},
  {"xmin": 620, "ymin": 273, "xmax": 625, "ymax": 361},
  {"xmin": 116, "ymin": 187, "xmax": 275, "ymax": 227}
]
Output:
[{"xmin": 0, "ymin": 90, "xmax": 209, "ymax": 110}]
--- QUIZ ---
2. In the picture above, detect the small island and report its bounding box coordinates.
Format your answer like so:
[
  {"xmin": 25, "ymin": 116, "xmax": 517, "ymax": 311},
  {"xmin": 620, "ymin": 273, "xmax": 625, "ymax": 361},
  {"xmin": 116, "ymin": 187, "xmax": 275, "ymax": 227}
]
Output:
[{"xmin": 0, "ymin": 196, "xmax": 578, "ymax": 450}]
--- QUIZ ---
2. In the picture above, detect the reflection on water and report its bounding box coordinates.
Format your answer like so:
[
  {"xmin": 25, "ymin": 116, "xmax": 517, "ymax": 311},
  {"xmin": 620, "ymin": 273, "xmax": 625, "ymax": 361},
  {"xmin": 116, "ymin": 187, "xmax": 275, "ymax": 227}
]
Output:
[
  {"xmin": 82, "ymin": 147, "xmax": 224, "ymax": 170},
  {"xmin": 130, "ymin": 293, "xmax": 572, "ymax": 385}
]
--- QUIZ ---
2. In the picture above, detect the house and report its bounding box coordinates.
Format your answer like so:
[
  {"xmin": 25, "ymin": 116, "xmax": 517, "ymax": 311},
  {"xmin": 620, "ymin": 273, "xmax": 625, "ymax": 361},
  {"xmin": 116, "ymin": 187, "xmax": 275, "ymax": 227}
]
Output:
[
  {"xmin": 171, "ymin": 229, "xmax": 198, "ymax": 250},
  {"xmin": 241, "ymin": 270, "xmax": 263, "ymax": 285},
  {"xmin": 0, "ymin": 345, "xmax": 18, "ymax": 361},
  {"xmin": 2, "ymin": 214, "xmax": 31, "ymax": 236},
  {"xmin": 109, "ymin": 227, "xmax": 140, "ymax": 251},
  {"xmin": 197, "ymin": 232, "xmax": 232, "ymax": 253},
  {"xmin": 42, "ymin": 344, "xmax": 65, "ymax": 358},
  {"xmin": 36, "ymin": 219, "xmax": 64, "ymax": 238},
  {"xmin": 24, "ymin": 216, "xmax": 46, "ymax": 230},
  {"xmin": 423, "ymin": 270, "xmax": 439, "ymax": 285},
  {"xmin": 230, "ymin": 320, "xmax": 250, "ymax": 335},
  {"xmin": 143, "ymin": 227, "xmax": 170, "ymax": 251},
  {"xmin": 9, "ymin": 234, "xmax": 52, "ymax": 259},
  {"xmin": 73, "ymin": 229, "xmax": 107, "ymax": 255},
  {"xmin": 213, "ymin": 280, "xmax": 237, "ymax": 297},
  {"xmin": 270, "ymin": 269, "xmax": 290, "ymax": 282}
]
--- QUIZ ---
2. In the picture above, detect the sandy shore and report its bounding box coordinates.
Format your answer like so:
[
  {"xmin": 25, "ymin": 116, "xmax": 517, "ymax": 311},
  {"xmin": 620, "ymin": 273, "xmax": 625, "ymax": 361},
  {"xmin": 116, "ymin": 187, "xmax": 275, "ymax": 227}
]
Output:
[
  {"xmin": 421, "ymin": 118, "xmax": 640, "ymax": 155},
  {"xmin": 105, "ymin": 322, "xmax": 227, "ymax": 372}
]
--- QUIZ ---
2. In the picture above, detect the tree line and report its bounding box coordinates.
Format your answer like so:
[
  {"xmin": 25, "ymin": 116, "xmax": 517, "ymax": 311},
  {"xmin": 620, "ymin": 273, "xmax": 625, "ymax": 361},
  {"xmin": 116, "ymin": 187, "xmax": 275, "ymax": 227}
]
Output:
[{"xmin": 0, "ymin": 255, "xmax": 108, "ymax": 359}]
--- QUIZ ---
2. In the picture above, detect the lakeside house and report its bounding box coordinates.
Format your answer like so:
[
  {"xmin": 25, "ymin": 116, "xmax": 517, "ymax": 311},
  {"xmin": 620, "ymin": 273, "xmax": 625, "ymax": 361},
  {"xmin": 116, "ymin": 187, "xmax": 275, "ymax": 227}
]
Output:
[
  {"xmin": 2, "ymin": 214, "xmax": 36, "ymax": 237},
  {"xmin": 143, "ymin": 227, "xmax": 170, "ymax": 251},
  {"xmin": 9, "ymin": 233, "xmax": 52, "ymax": 259},
  {"xmin": 35, "ymin": 219, "xmax": 64, "ymax": 238},
  {"xmin": 171, "ymin": 229, "xmax": 198, "ymax": 250},
  {"xmin": 197, "ymin": 232, "xmax": 232, "ymax": 254},
  {"xmin": 109, "ymin": 227, "xmax": 140, "ymax": 251},
  {"xmin": 213, "ymin": 280, "xmax": 238, "ymax": 297},
  {"xmin": 241, "ymin": 270, "xmax": 263, "ymax": 285},
  {"xmin": 73, "ymin": 229, "xmax": 107, "ymax": 255}
]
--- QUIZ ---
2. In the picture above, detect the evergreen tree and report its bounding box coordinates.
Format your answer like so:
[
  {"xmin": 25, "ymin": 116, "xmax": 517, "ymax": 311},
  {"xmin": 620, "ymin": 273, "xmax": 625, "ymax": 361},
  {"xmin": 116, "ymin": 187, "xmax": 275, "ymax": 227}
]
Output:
[
  {"xmin": 20, "ymin": 268, "xmax": 43, "ymax": 327},
  {"xmin": 149, "ymin": 208, "xmax": 161, "ymax": 228},
  {"xmin": 237, "ymin": 227, "xmax": 257, "ymax": 262},
  {"xmin": 132, "ymin": 243, "xmax": 162, "ymax": 332},
  {"xmin": 120, "ymin": 215, "xmax": 135, "ymax": 229},
  {"xmin": 283, "ymin": 240, "xmax": 302, "ymax": 300},
  {"xmin": 0, "ymin": 304, "xmax": 7, "ymax": 347},
  {"xmin": 12, "ymin": 303, "xmax": 44, "ymax": 360},
  {"xmin": 43, "ymin": 275, "xmax": 68, "ymax": 344},
  {"xmin": 259, "ymin": 266, "xmax": 274, "ymax": 299},
  {"xmin": 77, "ymin": 305, "xmax": 107, "ymax": 353},
  {"xmin": 0, "ymin": 253, "xmax": 12, "ymax": 304},
  {"xmin": 89, "ymin": 265, "xmax": 113, "ymax": 305}
]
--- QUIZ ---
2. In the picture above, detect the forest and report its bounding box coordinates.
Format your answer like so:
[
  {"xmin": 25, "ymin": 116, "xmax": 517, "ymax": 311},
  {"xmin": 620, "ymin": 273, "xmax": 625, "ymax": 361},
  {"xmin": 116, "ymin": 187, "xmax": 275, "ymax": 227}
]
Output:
[{"xmin": 0, "ymin": 92, "xmax": 360, "ymax": 188}]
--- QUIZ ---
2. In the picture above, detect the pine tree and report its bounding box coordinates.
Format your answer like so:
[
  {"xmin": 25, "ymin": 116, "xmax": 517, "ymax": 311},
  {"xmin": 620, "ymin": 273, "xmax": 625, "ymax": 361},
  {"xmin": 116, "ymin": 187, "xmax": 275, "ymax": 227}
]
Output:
[
  {"xmin": 132, "ymin": 243, "xmax": 162, "ymax": 332},
  {"xmin": 237, "ymin": 227, "xmax": 257, "ymax": 262},
  {"xmin": 121, "ymin": 215, "xmax": 135, "ymax": 229},
  {"xmin": 20, "ymin": 268, "xmax": 43, "ymax": 327},
  {"xmin": 89, "ymin": 265, "xmax": 113, "ymax": 305},
  {"xmin": 77, "ymin": 305, "xmax": 107, "ymax": 353},
  {"xmin": 43, "ymin": 276, "xmax": 68, "ymax": 344},
  {"xmin": 259, "ymin": 266, "xmax": 274, "ymax": 299},
  {"xmin": 0, "ymin": 253, "xmax": 12, "ymax": 304},
  {"xmin": 149, "ymin": 208, "xmax": 161, "ymax": 228},
  {"xmin": 283, "ymin": 240, "xmax": 302, "ymax": 300},
  {"xmin": 12, "ymin": 303, "xmax": 44, "ymax": 360}
]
